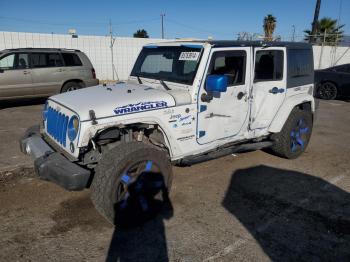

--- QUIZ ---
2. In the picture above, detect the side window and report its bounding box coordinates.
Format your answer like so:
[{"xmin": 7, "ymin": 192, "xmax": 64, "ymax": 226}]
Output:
[
  {"xmin": 30, "ymin": 53, "xmax": 63, "ymax": 68},
  {"xmin": 288, "ymin": 49, "xmax": 313, "ymax": 78},
  {"xmin": 0, "ymin": 54, "xmax": 16, "ymax": 70},
  {"xmin": 254, "ymin": 50, "xmax": 284, "ymax": 81},
  {"xmin": 17, "ymin": 53, "xmax": 29, "ymax": 69},
  {"xmin": 62, "ymin": 53, "xmax": 83, "ymax": 66},
  {"xmin": 208, "ymin": 51, "xmax": 246, "ymax": 86},
  {"xmin": 30, "ymin": 53, "xmax": 48, "ymax": 68},
  {"xmin": 47, "ymin": 53, "xmax": 63, "ymax": 67},
  {"xmin": 287, "ymin": 49, "xmax": 314, "ymax": 88}
]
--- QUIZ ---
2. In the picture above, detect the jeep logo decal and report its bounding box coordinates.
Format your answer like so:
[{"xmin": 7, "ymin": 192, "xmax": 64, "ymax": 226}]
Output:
[{"xmin": 114, "ymin": 101, "xmax": 168, "ymax": 115}]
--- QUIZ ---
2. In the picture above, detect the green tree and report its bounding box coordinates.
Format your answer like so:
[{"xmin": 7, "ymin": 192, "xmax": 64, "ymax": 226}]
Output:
[
  {"xmin": 263, "ymin": 14, "xmax": 277, "ymax": 41},
  {"xmin": 304, "ymin": 17, "xmax": 344, "ymax": 45},
  {"xmin": 133, "ymin": 29, "xmax": 149, "ymax": 38}
]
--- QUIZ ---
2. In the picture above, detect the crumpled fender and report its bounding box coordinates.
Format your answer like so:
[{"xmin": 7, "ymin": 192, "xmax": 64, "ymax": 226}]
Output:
[{"xmin": 268, "ymin": 94, "xmax": 315, "ymax": 133}]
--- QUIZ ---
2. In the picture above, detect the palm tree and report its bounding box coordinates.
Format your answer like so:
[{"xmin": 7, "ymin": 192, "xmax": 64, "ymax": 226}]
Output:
[
  {"xmin": 304, "ymin": 17, "xmax": 344, "ymax": 45},
  {"xmin": 133, "ymin": 29, "xmax": 149, "ymax": 38},
  {"xmin": 263, "ymin": 15, "xmax": 277, "ymax": 41}
]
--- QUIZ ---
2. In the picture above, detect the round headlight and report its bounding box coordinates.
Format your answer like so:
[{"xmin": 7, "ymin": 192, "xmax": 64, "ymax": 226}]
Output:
[
  {"xmin": 68, "ymin": 115, "xmax": 79, "ymax": 141},
  {"xmin": 42, "ymin": 101, "xmax": 48, "ymax": 121}
]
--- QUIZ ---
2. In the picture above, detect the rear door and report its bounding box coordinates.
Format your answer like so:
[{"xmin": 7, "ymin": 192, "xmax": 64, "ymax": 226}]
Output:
[
  {"xmin": 30, "ymin": 52, "xmax": 65, "ymax": 95},
  {"xmin": 0, "ymin": 52, "xmax": 33, "ymax": 98},
  {"xmin": 250, "ymin": 47, "xmax": 287, "ymax": 130},
  {"xmin": 61, "ymin": 52, "xmax": 87, "ymax": 81}
]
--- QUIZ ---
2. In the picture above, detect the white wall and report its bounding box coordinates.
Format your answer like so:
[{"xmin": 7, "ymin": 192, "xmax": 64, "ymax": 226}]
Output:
[
  {"xmin": 313, "ymin": 45, "xmax": 350, "ymax": 69},
  {"xmin": 1, "ymin": 31, "xmax": 350, "ymax": 80},
  {"xmin": 0, "ymin": 31, "xmax": 169, "ymax": 80}
]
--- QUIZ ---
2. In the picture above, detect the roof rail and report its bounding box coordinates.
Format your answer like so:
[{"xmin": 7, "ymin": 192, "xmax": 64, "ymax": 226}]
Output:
[{"xmin": 3, "ymin": 48, "xmax": 81, "ymax": 52}]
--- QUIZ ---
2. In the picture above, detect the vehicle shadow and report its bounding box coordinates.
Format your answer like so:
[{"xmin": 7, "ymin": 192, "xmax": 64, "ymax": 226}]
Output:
[
  {"xmin": 106, "ymin": 173, "xmax": 173, "ymax": 262},
  {"xmin": 0, "ymin": 97, "xmax": 46, "ymax": 110},
  {"xmin": 222, "ymin": 165, "xmax": 350, "ymax": 261}
]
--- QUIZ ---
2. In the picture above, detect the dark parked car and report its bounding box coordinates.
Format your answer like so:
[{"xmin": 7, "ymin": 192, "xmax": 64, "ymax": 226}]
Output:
[{"xmin": 315, "ymin": 64, "xmax": 350, "ymax": 100}]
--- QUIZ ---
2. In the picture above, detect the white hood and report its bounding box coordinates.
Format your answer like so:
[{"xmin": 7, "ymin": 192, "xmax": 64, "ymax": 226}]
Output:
[{"xmin": 50, "ymin": 83, "xmax": 189, "ymax": 121}]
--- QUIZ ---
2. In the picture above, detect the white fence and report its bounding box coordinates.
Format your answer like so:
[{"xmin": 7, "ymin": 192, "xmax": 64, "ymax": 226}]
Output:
[
  {"xmin": 1, "ymin": 31, "xmax": 350, "ymax": 80},
  {"xmin": 313, "ymin": 45, "xmax": 350, "ymax": 70},
  {"xmin": 0, "ymin": 31, "xmax": 169, "ymax": 80}
]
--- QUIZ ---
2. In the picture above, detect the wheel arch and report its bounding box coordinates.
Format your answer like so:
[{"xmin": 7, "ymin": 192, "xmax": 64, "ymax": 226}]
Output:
[
  {"xmin": 269, "ymin": 95, "xmax": 314, "ymax": 133},
  {"xmin": 61, "ymin": 79, "xmax": 85, "ymax": 92},
  {"xmin": 83, "ymin": 120, "xmax": 174, "ymax": 158}
]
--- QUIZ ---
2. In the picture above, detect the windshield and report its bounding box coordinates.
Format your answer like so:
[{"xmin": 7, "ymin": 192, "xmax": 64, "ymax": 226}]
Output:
[{"xmin": 131, "ymin": 45, "xmax": 203, "ymax": 85}]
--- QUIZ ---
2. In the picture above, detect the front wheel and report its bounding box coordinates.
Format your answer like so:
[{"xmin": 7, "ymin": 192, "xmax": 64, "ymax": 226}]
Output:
[
  {"xmin": 90, "ymin": 142, "xmax": 173, "ymax": 226},
  {"xmin": 61, "ymin": 81, "xmax": 84, "ymax": 93},
  {"xmin": 270, "ymin": 108, "xmax": 313, "ymax": 159}
]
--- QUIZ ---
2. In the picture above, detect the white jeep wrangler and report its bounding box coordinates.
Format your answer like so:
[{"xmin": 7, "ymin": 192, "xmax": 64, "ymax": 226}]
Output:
[{"xmin": 21, "ymin": 40, "xmax": 315, "ymax": 224}]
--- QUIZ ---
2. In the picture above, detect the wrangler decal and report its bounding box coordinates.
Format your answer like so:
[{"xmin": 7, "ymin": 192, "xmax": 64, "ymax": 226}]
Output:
[{"xmin": 114, "ymin": 101, "xmax": 168, "ymax": 115}]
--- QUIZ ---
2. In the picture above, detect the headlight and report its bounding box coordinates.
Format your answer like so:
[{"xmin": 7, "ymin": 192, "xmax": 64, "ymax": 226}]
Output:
[
  {"xmin": 42, "ymin": 101, "xmax": 48, "ymax": 121},
  {"xmin": 68, "ymin": 115, "xmax": 79, "ymax": 141}
]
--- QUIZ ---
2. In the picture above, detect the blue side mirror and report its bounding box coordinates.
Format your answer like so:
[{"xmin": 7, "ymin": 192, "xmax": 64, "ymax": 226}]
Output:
[{"xmin": 205, "ymin": 75, "xmax": 228, "ymax": 93}]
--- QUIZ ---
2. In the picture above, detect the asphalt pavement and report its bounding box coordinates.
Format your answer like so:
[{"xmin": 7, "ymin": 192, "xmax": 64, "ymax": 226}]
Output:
[{"xmin": 0, "ymin": 98, "xmax": 349, "ymax": 261}]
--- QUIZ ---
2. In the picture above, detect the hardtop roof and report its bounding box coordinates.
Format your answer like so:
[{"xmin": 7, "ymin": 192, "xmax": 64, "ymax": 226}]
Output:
[{"xmin": 153, "ymin": 40, "xmax": 312, "ymax": 49}]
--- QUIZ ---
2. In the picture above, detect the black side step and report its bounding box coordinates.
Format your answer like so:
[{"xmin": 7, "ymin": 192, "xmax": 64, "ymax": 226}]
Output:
[{"xmin": 177, "ymin": 141, "xmax": 273, "ymax": 166}]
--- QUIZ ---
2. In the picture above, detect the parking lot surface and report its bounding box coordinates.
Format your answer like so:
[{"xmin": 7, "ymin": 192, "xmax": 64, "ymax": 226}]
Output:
[{"xmin": 0, "ymin": 99, "xmax": 350, "ymax": 261}]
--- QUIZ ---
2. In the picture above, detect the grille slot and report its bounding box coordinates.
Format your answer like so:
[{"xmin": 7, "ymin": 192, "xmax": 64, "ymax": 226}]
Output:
[{"xmin": 46, "ymin": 106, "xmax": 69, "ymax": 147}]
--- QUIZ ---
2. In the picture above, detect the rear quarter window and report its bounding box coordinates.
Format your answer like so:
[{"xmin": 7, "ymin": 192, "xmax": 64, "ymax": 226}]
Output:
[
  {"xmin": 287, "ymin": 49, "xmax": 314, "ymax": 88},
  {"xmin": 62, "ymin": 53, "xmax": 83, "ymax": 66}
]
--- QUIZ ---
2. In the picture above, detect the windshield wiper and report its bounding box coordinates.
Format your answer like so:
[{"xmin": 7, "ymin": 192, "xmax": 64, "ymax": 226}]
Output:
[
  {"xmin": 136, "ymin": 76, "xmax": 143, "ymax": 84},
  {"xmin": 159, "ymin": 79, "xmax": 171, "ymax": 91}
]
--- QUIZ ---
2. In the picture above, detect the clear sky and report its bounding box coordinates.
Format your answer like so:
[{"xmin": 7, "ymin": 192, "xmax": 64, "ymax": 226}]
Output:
[{"xmin": 0, "ymin": 0, "xmax": 349, "ymax": 40}]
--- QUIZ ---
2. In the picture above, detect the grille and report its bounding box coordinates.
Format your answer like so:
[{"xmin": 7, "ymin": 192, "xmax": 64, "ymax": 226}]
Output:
[{"xmin": 46, "ymin": 106, "xmax": 69, "ymax": 147}]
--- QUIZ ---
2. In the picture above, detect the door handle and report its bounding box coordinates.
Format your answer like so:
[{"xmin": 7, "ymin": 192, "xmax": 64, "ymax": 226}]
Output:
[
  {"xmin": 205, "ymin": 112, "xmax": 231, "ymax": 118},
  {"xmin": 237, "ymin": 92, "xmax": 247, "ymax": 100},
  {"xmin": 23, "ymin": 70, "xmax": 30, "ymax": 75},
  {"xmin": 57, "ymin": 68, "xmax": 65, "ymax": 72},
  {"xmin": 269, "ymin": 87, "xmax": 284, "ymax": 94}
]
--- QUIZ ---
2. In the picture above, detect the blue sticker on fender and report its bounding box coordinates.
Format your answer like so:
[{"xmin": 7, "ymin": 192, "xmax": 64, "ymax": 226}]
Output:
[{"xmin": 114, "ymin": 101, "xmax": 168, "ymax": 115}]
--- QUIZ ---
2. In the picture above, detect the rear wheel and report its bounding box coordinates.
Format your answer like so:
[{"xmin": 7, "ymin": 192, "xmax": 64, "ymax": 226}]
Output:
[
  {"xmin": 90, "ymin": 142, "xmax": 173, "ymax": 226},
  {"xmin": 61, "ymin": 81, "xmax": 84, "ymax": 93},
  {"xmin": 270, "ymin": 108, "xmax": 313, "ymax": 159},
  {"xmin": 317, "ymin": 82, "xmax": 338, "ymax": 100}
]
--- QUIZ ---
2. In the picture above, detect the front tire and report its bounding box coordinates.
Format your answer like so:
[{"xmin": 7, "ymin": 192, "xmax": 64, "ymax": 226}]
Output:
[
  {"xmin": 90, "ymin": 142, "xmax": 173, "ymax": 226},
  {"xmin": 61, "ymin": 81, "xmax": 84, "ymax": 93},
  {"xmin": 270, "ymin": 108, "xmax": 313, "ymax": 159},
  {"xmin": 317, "ymin": 82, "xmax": 338, "ymax": 100}
]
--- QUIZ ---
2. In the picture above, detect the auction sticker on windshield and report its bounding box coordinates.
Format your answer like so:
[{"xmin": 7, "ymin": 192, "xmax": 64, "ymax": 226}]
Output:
[{"xmin": 179, "ymin": 52, "xmax": 200, "ymax": 61}]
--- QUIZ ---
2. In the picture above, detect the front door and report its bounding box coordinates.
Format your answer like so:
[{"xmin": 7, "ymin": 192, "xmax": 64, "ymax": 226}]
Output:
[
  {"xmin": 250, "ymin": 47, "xmax": 287, "ymax": 130},
  {"xmin": 0, "ymin": 52, "xmax": 33, "ymax": 99},
  {"xmin": 197, "ymin": 47, "xmax": 251, "ymax": 144}
]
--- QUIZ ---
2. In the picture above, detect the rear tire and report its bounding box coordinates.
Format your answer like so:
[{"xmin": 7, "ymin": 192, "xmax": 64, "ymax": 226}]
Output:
[
  {"xmin": 61, "ymin": 81, "xmax": 84, "ymax": 93},
  {"xmin": 317, "ymin": 82, "xmax": 338, "ymax": 100},
  {"xmin": 90, "ymin": 142, "xmax": 173, "ymax": 226},
  {"xmin": 270, "ymin": 108, "xmax": 313, "ymax": 159}
]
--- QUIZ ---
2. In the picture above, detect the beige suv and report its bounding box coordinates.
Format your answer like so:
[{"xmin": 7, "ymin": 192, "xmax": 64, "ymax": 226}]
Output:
[{"xmin": 0, "ymin": 48, "xmax": 99, "ymax": 100}]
